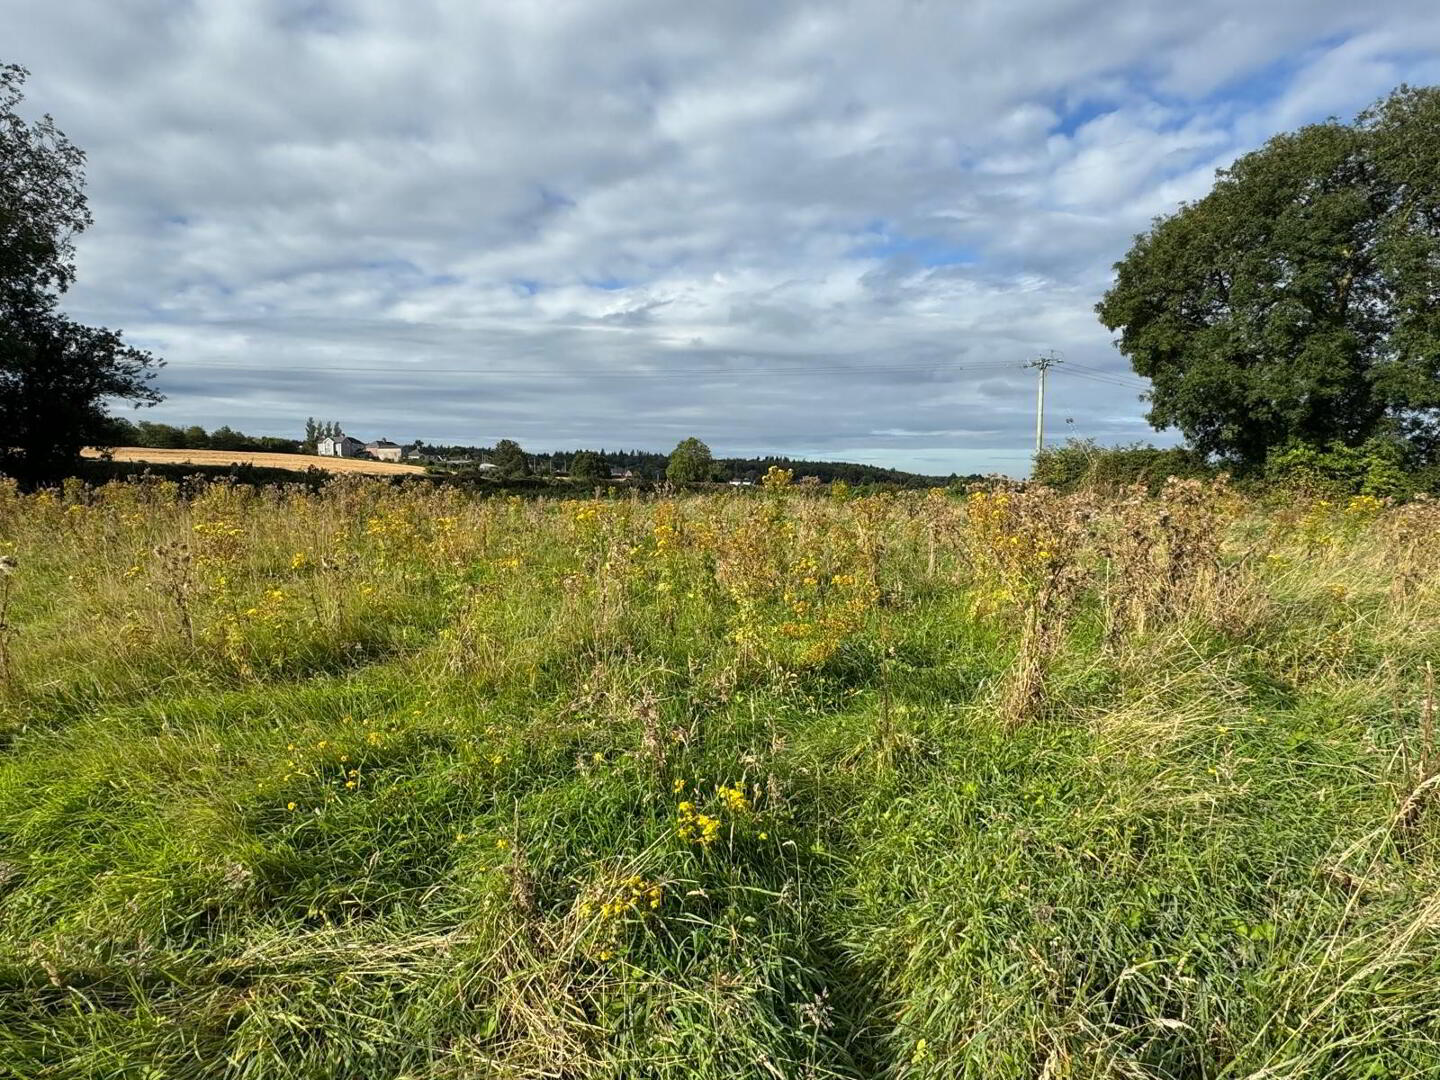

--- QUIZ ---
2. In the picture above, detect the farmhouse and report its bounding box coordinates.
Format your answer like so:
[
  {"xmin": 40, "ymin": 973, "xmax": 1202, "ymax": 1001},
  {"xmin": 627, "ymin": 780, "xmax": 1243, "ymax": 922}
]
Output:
[
  {"xmin": 317, "ymin": 434, "xmax": 364, "ymax": 458},
  {"xmin": 365, "ymin": 439, "xmax": 404, "ymax": 462}
]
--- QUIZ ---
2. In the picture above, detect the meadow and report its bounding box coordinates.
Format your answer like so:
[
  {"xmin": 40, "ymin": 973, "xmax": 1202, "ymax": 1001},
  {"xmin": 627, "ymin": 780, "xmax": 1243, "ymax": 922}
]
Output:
[{"xmin": 0, "ymin": 472, "xmax": 1437, "ymax": 1079}]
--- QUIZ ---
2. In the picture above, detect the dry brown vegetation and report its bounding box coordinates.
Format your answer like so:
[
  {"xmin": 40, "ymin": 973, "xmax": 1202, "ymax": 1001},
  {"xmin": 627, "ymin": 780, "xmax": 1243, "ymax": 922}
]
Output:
[{"xmin": 82, "ymin": 445, "xmax": 427, "ymax": 475}]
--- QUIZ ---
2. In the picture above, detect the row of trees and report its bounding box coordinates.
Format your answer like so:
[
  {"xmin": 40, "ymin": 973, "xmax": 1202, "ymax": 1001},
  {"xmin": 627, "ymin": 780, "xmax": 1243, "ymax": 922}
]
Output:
[{"xmin": 104, "ymin": 418, "xmax": 303, "ymax": 454}]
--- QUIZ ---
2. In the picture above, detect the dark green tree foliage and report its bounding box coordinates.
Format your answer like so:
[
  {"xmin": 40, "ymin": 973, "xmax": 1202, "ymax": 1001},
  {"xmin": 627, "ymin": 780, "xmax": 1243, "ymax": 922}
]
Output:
[
  {"xmin": 666, "ymin": 437, "xmax": 714, "ymax": 483},
  {"xmin": 1, "ymin": 64, "xmax": 162, "ymax": 482},
  {"xmin": 102, "ymin": 417, "xmax": 302, "ymax": 454},
  {"xmin": 1097, "ymin": 85, "xmax": 1440, "ymax": 468},
  {"xmin": 490, "ymin": 438, "xmax": 529, "ymax": 477},
  {"xmin": 568, "ymin": 449, "xmax": 604, "ymax": 480}
]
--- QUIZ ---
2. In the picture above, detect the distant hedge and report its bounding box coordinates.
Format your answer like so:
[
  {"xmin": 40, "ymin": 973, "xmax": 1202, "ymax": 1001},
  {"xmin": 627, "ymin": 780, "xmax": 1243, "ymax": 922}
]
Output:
[{"xmin": 1031, "ymin": 439, "xmax": 1217, "ymax": 493}]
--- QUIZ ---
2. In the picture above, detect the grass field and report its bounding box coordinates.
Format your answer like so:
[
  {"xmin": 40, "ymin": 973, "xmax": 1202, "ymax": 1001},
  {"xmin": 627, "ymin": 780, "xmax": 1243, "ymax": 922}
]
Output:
[
  {"xmin": 0, "ymin": 475, "xmax": 1438, "ymax": 1078},
  {"xmin": 82, "ymin": 446, "xmax": 428, "ymax": 475}
]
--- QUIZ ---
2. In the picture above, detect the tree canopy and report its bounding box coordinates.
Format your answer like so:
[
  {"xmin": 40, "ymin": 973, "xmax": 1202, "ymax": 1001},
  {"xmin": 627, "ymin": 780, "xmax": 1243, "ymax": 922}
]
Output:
[
  {"xmin": 1097, "ymin": 84, "xmax": 1440, "ymax": 468},
  {"xmin": 489, "ymin": 438, "xmax": 529, "ymax": 477},
  {"xmin": 568, "ymin": 449, "xmax": 604, "ymax": 480},
  {"xmin": 665, "ymin": 437, "xmax": 714, "ymax": 483},
  {"xmin": 1, "ymin": 63, "xmax": 162, "ymax": 483}
]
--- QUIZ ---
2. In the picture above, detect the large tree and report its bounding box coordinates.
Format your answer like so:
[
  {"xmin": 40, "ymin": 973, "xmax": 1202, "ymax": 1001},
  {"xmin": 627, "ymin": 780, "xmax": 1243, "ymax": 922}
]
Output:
[
  {"xmin": 666, "ymin": 437, "xmax": 714, "ymax": 483},
  {"xmin": 489, "ymin": 438, "xmax": 529, "ymax": 477},
  {"xmin": 568, "ymin": 449, "xmax": 604, "ymax": 480},
  {"xmin": 1, "ymin": 63, "xmax": 161, "ymax": 483},
  {"xmin": 1097, "ymin": 85, "xmax": 1440, "ymax": 467}
]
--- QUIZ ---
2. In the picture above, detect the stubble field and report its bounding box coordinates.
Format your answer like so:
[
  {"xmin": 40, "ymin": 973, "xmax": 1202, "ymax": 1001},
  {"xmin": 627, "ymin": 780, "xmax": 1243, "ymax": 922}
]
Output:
[{"xmin": 81, "ymin": 446, "xmax": 428, "ymax": 475}]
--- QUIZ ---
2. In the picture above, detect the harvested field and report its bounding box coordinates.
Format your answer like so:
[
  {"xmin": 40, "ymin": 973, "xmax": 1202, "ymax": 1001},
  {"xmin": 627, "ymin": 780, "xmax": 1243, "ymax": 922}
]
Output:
[{"xmin": 82, "ymin": 445, "xmax": 427, "ymax": 475}]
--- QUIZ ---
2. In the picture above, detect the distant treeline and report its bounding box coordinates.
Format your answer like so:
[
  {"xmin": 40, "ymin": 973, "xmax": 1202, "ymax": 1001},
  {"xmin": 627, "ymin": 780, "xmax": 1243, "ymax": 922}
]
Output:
[
  {"xmin": 100, "ymin": 418, "xmax": 304, "ymax": 454},
  {"xmin": 419, "ymin": 443, "xmax": 961, "ymax": 487},
  {"xmin": 95, "ymin": 424, "xmax": 964, "ymax": 488}
]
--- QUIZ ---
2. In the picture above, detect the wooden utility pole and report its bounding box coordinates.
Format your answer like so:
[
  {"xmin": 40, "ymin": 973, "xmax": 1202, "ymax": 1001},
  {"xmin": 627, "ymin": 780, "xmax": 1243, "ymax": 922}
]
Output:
[{"xmin": 1027, "ymin": 351, "xmax": 1062, "ymax": 453}]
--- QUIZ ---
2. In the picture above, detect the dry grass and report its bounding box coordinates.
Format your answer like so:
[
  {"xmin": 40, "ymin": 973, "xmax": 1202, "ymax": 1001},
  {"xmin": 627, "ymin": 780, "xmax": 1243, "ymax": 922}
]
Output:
[{"xmin": 82, "ymin": 445, "xmax": 427, "ymax": 475}]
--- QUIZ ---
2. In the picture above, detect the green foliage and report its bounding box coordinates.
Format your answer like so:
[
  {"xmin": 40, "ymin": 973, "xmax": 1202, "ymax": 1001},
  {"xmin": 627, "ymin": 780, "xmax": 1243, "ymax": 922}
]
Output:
[
  {"xmin": 302, "ymin": 418, "xmax": 343, "ymax": 453},
  {"xmin": 568, "ymin": 449, "xmax": 604, "ymax": 480},
  {"xmin": 1032, "ymin": 439, "xmax": 1216, "ymax": 493},
  {"xmin": 1097, "ymin": 84, "xmax": 1440, "ymax": 468},
  {"xmin": 489, "ymin": 438, "xmax": 529, "ymax": 478},
  {"xmin": 1, "ymin": 63, "xmax": 162, "ymax": 485},
  {"xmin": 101, "ymin": 418, "xmax": 303, "ymax": 455},
  {"xmin": 1264, "ymin": 436, "xmax": 1418, "ymax": 497},
  {"xmin": 666, "ymin": 436, "xmax": 714, "ymax": 483}
]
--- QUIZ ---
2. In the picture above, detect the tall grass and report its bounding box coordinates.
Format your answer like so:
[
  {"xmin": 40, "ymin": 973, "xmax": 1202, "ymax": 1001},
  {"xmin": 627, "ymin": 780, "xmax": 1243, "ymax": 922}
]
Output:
[{"xmin": 0, "ymin": 475, "xmax": 1437, "ymax": 1078}]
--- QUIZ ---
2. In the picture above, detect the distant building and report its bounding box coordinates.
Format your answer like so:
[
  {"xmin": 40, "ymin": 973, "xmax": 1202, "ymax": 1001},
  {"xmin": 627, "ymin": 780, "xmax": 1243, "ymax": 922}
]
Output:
[
  {"xmin": 609, "ymin": 467, "xmax": 635, "ymax": 479},
  {"xmin": 365, "ymin": 439, "xmax": 403, "ymax": 462},
  {"xmin": 317, "ymin": 434, "xmax": 364, "ymax": 458}
]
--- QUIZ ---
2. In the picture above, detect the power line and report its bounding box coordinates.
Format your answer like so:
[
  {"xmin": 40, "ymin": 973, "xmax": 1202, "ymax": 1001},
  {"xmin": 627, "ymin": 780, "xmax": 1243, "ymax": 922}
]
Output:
[
  {"xmin": 173, "ymin": 359, "xmax": 1029, "ymax": 380},
  {"xmin": 1062, "ymin": 361, "xmax": 1149, "ymax": 388},
  {"xmin": 1062, "ymin": 369, "xmax": 1150, "ymax": 393}
]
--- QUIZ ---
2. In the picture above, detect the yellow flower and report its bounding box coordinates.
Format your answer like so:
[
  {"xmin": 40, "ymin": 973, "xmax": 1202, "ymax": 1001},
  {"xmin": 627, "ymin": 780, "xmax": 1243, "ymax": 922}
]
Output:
[{"xmin": 286, "ymin": 802, "xmax": 297, "ymax": 811}]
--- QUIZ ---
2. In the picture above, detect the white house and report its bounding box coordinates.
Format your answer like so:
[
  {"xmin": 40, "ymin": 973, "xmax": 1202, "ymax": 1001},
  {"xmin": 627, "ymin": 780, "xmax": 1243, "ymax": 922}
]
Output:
[{"xmin": 317, "ymin": 434, "xmax": 364, "ymax": 458}]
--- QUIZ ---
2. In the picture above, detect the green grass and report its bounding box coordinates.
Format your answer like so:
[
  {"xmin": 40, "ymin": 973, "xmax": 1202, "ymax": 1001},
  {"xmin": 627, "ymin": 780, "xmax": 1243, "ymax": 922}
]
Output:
[{"xmin": 0, "ymin": 480, "xmax": 1437, "ymax": 1078}]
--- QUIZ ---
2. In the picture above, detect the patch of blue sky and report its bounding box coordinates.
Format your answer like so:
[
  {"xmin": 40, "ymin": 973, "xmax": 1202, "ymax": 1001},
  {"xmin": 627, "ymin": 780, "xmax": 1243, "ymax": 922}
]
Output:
[
  {"xmin": 585, "ymin": 276, "xmax": 635, "ymax": 290},
  {"xmin": 851, "ymin": 229, "xmax": 978, "ymax": 268}
]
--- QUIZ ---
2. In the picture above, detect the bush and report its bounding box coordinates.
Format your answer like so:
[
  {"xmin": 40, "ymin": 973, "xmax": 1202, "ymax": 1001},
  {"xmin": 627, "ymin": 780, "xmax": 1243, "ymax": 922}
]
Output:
[
  {"xmin": 1032, "ymin": 439, "xmax": 1215, "ymax": 493},
  {"xmin": 1263, "ymin": 437, "xmax": 1418, "ymax": 498}
]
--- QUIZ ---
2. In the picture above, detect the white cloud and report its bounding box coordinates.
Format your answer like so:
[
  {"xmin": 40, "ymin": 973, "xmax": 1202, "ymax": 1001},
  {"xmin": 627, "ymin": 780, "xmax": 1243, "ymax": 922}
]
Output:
[{"xmin": 4, "ymin": 0, "xmax": 1438, "ymax": 472}]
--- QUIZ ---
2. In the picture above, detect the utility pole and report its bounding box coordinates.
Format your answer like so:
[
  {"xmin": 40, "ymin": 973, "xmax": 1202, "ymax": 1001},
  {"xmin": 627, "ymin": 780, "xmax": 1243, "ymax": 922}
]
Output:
[{"xmin": 1027, "ymin": 350, "xmax": 1062, "ymax": 453}]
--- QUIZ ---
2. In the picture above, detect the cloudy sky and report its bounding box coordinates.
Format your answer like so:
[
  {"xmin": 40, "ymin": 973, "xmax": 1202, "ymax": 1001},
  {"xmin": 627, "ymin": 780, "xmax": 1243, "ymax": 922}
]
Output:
[{"xmin": 7, "ymin": 0, "xmax": 1440, "ymax": 473}]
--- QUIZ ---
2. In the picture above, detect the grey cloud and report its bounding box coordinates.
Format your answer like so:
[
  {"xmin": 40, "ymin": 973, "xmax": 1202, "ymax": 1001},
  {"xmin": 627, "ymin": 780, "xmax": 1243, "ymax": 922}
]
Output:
[{"xmin": 5, "ymin": 0, "xmax": 1440, "ymax": 472}]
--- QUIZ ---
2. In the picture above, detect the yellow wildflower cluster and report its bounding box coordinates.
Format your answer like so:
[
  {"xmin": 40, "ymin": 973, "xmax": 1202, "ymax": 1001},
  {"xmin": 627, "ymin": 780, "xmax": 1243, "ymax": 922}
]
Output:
[
  {"xmin": 578, "ymin": 875, "xmax": 664, "ymax": 920},
  {"xmin": 716, "ymin": 782, "xmax": 750, "ymax": 814},
  {"xmin": 762, "ymin": 465, "xmax": 794, "ymax": 489},
  {"xmin": 675, "ymin": 800, "xmax": 721, "ymax": 846}
]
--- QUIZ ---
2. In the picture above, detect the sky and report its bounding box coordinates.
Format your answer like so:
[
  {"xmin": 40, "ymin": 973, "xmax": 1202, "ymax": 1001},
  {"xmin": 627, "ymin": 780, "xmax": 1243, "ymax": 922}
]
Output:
[{"xmin": 6, "ymin": 0, "xmax": 1440, "ymax": 474}]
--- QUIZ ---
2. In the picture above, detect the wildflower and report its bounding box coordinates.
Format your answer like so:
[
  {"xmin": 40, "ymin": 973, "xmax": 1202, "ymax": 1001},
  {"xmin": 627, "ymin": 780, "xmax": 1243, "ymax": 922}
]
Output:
[
  {"xmin": 286, "ymin": 802, "xmax": 297, "ymax": 811},
  {"xmin": 676, "ymin": 801, "xmax": 721, "ymax": 846},
  {"xmin": 672, "ymin": 778, "xmax": 686, "ymax": 793},
  {"xmin": 495, "ymin": 838, "xmax": 510, "ymax": 850},
  {"xmin": 716, "ymin": 783, "xmax": 750, "ymax": 814}
]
